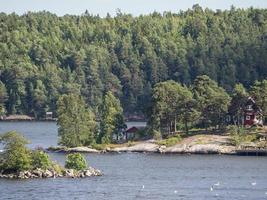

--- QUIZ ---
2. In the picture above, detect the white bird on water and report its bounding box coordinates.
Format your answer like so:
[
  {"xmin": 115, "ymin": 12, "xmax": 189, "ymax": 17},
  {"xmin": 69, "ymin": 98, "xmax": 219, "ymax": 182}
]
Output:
[
  {"xmin": 210, "ymin": 186, "xmax": 214, "ymax": 191},
  {"xmin": 251, "ymin": 182, "xmax": 257, "ymax": 186},
  {"xmin": 214, "ymin": 182, "xmax": 220, "ymax": 186},
  {"xmin": 174, "ymin": 190, "xmax": 178, "ymax": 194},
  {"xmin": 142, "ymin": 185, "xmax": 145, "ymax": 189}
]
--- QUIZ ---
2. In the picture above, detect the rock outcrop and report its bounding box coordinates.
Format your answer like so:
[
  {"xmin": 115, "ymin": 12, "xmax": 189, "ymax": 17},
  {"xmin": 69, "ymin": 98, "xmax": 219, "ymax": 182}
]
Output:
[
  {"xmin": 108, "ymin": 135, "xmax": 236, "ymax": 154},
  {"xmin": 164, "ymin": 135, "xmax": 236, "ymax": 154},
  {"xmin": 47, "ymin": 135, "xmax": 241, "ymax": 155},
  {"xmin": 0, "ymin": 167, "xmax": 102, "ymax": 179},
  {"xmin": 47, "ymin": 146, "xmax": 100, "ymax": 153},
  {"xmin": 110, "ymin": 141, "xmax": 159, "ymax": 153}
]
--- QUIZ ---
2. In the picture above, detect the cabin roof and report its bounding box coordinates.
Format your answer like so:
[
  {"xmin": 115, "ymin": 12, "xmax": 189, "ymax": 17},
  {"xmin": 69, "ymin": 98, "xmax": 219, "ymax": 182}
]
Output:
[
  {"xmin": 126, "ymin": 126, "xmax": 146, "ymax": 133},
  {"xmin": 126, "ymin": 126, "xmax": 139, "ymax": 133}
]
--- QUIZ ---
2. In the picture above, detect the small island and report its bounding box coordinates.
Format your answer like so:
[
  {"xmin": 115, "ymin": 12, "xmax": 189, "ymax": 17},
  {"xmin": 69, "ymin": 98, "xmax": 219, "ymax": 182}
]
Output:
[{"xmin": 0, "ymin": 131, "xmax": 102, "ymax": 179}]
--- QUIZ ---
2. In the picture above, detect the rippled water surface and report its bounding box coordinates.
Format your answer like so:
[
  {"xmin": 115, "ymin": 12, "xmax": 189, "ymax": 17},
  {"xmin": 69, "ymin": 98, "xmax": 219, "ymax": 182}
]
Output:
[{"xmin": 0, "ymin": 122, "xmax": 267, "ymax": 200}]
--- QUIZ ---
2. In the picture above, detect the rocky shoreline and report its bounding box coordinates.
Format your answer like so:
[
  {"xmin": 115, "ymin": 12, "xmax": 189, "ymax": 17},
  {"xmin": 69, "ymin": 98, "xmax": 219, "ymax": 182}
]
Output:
[
  {"xmin": 0, "ymin": 167, "xmax": 102, "ymax": 179},
  {"xmin": 47, "ymin": 146, "xmax": 101, "ymax": 153},
  {"xmin": 47, "ymin": 135, "xmax": 267, "ymax": 155},
  {"xmin": 47, "ymin": 135, "xmax": 240, "ymax": 155}
]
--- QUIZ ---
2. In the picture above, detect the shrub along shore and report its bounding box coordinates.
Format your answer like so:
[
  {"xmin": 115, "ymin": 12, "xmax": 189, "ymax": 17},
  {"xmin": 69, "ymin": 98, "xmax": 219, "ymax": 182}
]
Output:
[{"xmin": 0, "ymin": 131, "xmax": 102, "ymax": 179}]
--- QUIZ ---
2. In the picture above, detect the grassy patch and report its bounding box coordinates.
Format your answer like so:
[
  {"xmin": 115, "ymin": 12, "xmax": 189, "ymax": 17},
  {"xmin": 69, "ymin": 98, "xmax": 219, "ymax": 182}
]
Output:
[
  {"xmin": 91, "ymin": 143, "xmax": 107, "ymax": 151},
  {"xmin": 156, "ymin": 135, "xmax": 182, "ymax": 147},
  {"xmin": 229, "ymin": 126, "xmax": 257, "ymax": 147}
]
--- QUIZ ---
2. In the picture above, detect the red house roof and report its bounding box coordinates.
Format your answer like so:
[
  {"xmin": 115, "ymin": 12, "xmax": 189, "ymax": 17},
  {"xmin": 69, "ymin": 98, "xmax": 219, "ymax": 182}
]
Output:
[{"xmin": 126, "ymin": 126, "xmax": 139, "ymax": 133}]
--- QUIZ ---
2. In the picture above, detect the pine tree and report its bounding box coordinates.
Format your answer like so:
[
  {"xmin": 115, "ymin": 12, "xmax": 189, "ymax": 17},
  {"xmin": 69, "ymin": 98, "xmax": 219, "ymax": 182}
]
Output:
[
  {"xmin": 98, "ymin": 91, "xmax": 125, "ymax": 144},
  {"xmin": 57, "ymin": 94, "xmax": 97, "ymax": 147}
]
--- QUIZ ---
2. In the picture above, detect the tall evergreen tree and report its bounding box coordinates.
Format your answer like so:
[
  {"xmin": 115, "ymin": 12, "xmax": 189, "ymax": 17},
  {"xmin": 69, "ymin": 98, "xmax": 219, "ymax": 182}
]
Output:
[
  {"xmin": 57, "ymin": 94, "xmax": 97, "ymax": 147},
  {"xmin": 98, "ymin": 91, "xmax": 125, "ymax": 144}
]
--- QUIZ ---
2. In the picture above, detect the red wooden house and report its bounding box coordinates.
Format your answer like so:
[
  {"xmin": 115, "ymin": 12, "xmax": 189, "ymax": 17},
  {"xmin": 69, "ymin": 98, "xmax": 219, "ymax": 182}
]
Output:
[
  {"xmin": 125, "ymin": 126, "xmax": 142, "ymax": 140},
  {"xmin": 243, "ymin": 97, "xmax": 263, "ymax": 126}
]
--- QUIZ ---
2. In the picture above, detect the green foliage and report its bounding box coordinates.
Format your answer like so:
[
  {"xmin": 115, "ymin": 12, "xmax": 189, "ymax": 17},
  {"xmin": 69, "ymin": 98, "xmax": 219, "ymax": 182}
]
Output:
[
  {"xmin": 57, "ymin": 94, "xmax": 97, "ymax": 147},
  {"xmin": 0, "ymin": 131, "xmax": 64, "ymax": 173},
  {"xmin": 91, "ymin": 143, "xmax": 107, "ymax": 151},
  {"xmin": 98, "ymin": 91, "xmax": 126, "ymax": 144},
  {"xmin": 150, "ymin": 80, "xmax": 199, "ymax": 136},
  {"xmin": 65, "ymin": 153, "xmax": 87, "ymax": 171},
  {"xmin": 228, "ymin": 84, "xmax": 248, "ymax": 125},
  {"xmin": 31, "ymin": 150, "xmax": 51, "ymax": 170},
  {"xmin": 0, "ymin": 81, "xmax": 8, "ymax": 115},
  {"xmin": 0, "ymin": 7, "xmax": 267, "ymax": 118},
  {"xmin": 0, "ymin": 131, "xmax": 32, "ymax": 172},
  {"xmin": 156, "ymin": 135, "xmax": 182, "ymax": 147},
  {"xmin": 51, "ymin": 162, "xmax": 65, "ymax": 175},
  {"xmin": 152, "ymin": 130, "xmax": 162, "ymax": 140},
  {"xmin": 192, "ymin": 75, "xmax": 231, "ymax": 128},
  {"xmin": 229, "ymin": 126, "xmax": 257, "ymax": 147},
  {"xmin": 32, "ymin": 80, "xmax": 48, "ymax": 119},
  {"xmin": 249, "ymin": 80, "xmax": 267, "ymax": 121}
]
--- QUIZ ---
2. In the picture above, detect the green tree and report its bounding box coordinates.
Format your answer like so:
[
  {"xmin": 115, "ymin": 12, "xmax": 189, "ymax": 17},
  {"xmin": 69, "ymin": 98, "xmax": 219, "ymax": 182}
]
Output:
[
  {"xmin": 249, "ymin": 80, "xmax": 267, "ymax": 121},
  {"xmin": 0, "ymin": 131, "xmax": 32, "ymax": 172},
  {"xmin": 0, "ymin": 81, "xmax": 8, "ymax": 116},
  {"xmin": 65, "ymin": 153, "xmax": 87, "ymax": 171},
  {"xmin": 228, "ymin": 83, "xmax": 248, "ymax": 126},
  {"xmin": 149, "ymin": 80, "xmax": 200, "ymax": 136},
  {"xmin": 33, "ymin": 80, "xmax": 47, "ymax": 119},
  {"xmin": 57, "ymin": 94, "xmax": 97, "ymax": 147},
  {"xmin": 98, "ymin": 91, "xmax": 125, "ymax": 144},
  {"xmin": 31, "ymin": 150, "xmax": 52, "ymax": 170},
  {"xmin": 0, "ymin": 7, "xmax": 267, "ymax": 118},
  {"xmin": 192, "ymin": 75, "xmax": 231, "ymax": 129},
  {"xmin": 179, "ymin": 97, "xmax": 201, "ymax": 134}
]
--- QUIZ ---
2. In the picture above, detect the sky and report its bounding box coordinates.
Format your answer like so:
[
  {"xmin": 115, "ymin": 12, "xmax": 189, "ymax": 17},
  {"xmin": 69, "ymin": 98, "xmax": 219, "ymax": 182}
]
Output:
[{"xmin": 1, "ymin": 0, "xmax": 267, "ymax": 17}]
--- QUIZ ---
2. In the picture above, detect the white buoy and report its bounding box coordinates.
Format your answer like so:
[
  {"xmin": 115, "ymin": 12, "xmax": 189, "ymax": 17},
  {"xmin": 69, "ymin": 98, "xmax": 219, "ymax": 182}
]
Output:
[
  {"xmin": 174, "ymin": 190, "xmax": 178, "ymax": 194},
  {"xmin": 142, "ymin": 185, "xmax": 145, "ymax": 189},
  {"xmin": 251, "ymin": 182, "xmax": 257, "ymax": 186},
  {"xmin": 210, "ymin": 186, "xmax": 213, "ymax": 191}
]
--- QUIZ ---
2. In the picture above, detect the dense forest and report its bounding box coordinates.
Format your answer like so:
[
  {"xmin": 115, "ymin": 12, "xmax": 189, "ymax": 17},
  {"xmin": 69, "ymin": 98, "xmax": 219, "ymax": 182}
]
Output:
[{"xmin": 0, "ymin": 5, "xmax": 267, "ymax": 118}]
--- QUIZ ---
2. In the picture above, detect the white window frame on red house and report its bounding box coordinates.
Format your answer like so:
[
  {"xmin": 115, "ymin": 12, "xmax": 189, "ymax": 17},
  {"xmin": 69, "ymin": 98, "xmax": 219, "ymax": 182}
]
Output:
[{"xmin": 247, "ymin": 105, "xmax": 253, "ymax": 110}]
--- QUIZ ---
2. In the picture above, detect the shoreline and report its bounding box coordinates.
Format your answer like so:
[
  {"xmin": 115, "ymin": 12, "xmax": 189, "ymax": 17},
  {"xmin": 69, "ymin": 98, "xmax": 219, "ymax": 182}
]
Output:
[
  {"xmin": 47, "ymin": 146, "xmax": 267, "ymax": 156},
  {"xmin": 47, "ymin": 135, "xmax": 267, "ymax": 156},
  {"xmin": 0, "ymin": 167, "xmax": 102, "ymax": 179}
]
